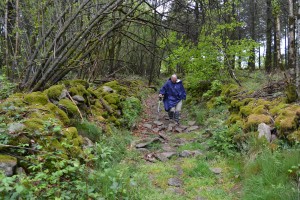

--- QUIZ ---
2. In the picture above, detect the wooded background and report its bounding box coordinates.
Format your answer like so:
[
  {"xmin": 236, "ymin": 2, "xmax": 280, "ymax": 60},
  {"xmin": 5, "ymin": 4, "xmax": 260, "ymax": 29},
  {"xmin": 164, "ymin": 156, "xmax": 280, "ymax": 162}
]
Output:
[{"xmin": 0, "ymin": 0, "xmax": 300, "ymax": 91}]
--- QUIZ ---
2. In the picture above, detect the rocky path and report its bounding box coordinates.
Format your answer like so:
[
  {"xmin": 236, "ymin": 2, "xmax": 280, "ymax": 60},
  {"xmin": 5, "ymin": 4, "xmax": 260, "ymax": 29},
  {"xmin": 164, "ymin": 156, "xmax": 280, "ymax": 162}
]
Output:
[{"xmin": 130, "ymin": 93, "xmax": 223, "ymax": 199}]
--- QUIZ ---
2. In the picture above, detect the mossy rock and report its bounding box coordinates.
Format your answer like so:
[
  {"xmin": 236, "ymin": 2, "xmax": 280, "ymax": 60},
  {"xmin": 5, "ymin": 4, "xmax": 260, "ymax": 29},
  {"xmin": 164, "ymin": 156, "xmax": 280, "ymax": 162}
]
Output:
[
  {"xmin": 285, "ymin": 83, "xmax": 298, "ymax": 103},
  {"xmin": 62, "ymin": 79, "xmax": 89, "ymax": 89},
  {"xmin": 0, "ymin": 154, "xmax": 17, "ymax": 162},
  {"xmin": 46, "ymin": 103, "xmax": 70, "ymax": 125},
  {"xmin": 269, "ymin": 102, "xmax": 287, "ymax": 116},
  {"xmin": 228, "ymin": 114, "xmax": 243, "ymax": 124},
  {"xmin": 69, "ymin": 85, "xmax": 90, "ymax": 98},
  {"xmin": 103, "ymin": 80, "xmax": 128, "ymax": 96},
  {"xmin": 62, "ymin": 127, "xmax": 78, "ymax": 140},
  {"xmin": 239, "ymin": 102, "xmax": 254, "ymax": 117},
  {"xmin": 252, "ymin": 105, "xmax": 267, "ymax": 115},
  {"xmin": 23, "ymin": 118, "xmax": 44, "ymax": 131},
  {"xmin": 221, "ymin": 84, "xmax": 240, "ymax": 97},
  {"xmin": 44, "ymin": 85, "xmax": 65, "ymax": 100},
  {"xmin": 274, "ymin": 105, "xmax": 300, "ymax": 133},
  {"xmin": 287, "ymin": 130, "xmax": 300, "ymax": 143},
  {"xmin": 58, "ymin": 99, "xmax": 79, "ymax": 117},
  {"xmin": 245, "ymin": 114, "xmax": 272, "ymax": 130},
  {"xmin": 104, "ymin": 93, "xmax": 120, "ymax": 105},
  {"xmin": 24, "ymin": 92, "xmax": 48, "ymax": 105}
]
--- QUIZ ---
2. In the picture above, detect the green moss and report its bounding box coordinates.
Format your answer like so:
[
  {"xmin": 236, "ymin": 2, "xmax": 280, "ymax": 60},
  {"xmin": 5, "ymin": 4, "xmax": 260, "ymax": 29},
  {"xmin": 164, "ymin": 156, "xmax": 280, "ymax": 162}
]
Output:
[
  {"xmin": 46, "ymin": 103, "xmax": 70, "ymax": 125},
  {"xmin": 239, "ymin": 103, "xmax": 254, "ymax": 117},
  {"xmin": 287, "ymin": 130, "xmax": 300, "ymax": 142},
  {"xmin": 245, "ymin": 114, "xmax": 272, "ymax": 130},
  {"xmin": 285, "ymin": 84, "xmax": 298, "ymax": 103},
  {"xmin": 103, "ymin": 80, "xmax": 128, "ymax": 96},
  {"xmin": 9, "ymin": 135, "xmax": 30, "ymax": 146},
  {"xmin": 104, "ymin": 93, "xmax": 120, "ymax": 105},
  {"xmin": 253, "ymin": 105, "xmax": 267, "ymax": 114},
  {"xmin": 269, "ymin": 102, "xmax": 287, "ymax": 116},
  {"xmin": 228, "ymin": 114, "xmax": 243, "ymax": 124},
  {"xmin": 44, "ymin": 85, "xmax": 65, "ymax": 100},
  {"xmin": 274, "ymin": 105, "xmax": 300, "ymax": 133},
  {"xmin": 24, "ymin": 92, "xmax": 48, "ymax": 105},
  {"xmin": 221, "ymin": 84, "xmax": 240, "ymax": 97},
  {"xmin": 62, "ymin": 79, "xmax": 89, "ymax": 89},
  {"xmin": 0, "ymin": 155, "xmax": 17, "ymax": 163},
  {"xmin": 24, "ymin": 118, "xmax": 44, "ymax": 131},
  {"xmin": 58, "ymin": 99, "xmax": 79, "ymax": 117},
  {"xmin": 63, "ymin": 127, "xmax": 78, "ymax": 140}
]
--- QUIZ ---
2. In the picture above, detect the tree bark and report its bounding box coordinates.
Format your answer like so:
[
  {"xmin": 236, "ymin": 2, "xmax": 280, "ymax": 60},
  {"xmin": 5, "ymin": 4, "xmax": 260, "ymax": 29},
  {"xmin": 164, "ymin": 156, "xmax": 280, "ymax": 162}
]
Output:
[
  {"xmin": 275, "ymin": 13, "xmax": 282, "ymax": 70},
  {"xmin": 288, "ymin": 0, "xmax": 296, "ymax": 69},
  {"xmin": 296, "ymin": 0, "xmax": 300, "ymax": 94},
  {"xmin": 265, "ymin": 0, "xmax": 273, "ymax": 73}
]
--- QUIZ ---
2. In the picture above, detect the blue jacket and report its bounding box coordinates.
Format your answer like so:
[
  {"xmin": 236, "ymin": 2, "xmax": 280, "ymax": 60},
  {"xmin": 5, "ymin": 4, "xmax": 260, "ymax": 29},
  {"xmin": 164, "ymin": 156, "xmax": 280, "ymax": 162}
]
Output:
[{"xmin": 159, "ymin": 79, "xmax": 186, "ymax": 111}]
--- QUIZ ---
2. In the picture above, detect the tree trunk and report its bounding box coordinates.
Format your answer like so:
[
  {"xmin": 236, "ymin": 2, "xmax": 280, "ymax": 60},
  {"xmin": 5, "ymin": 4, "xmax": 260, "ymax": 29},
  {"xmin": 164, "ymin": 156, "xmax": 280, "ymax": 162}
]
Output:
[
  {"xmin": 265, "ymin": 0, "xmax": 273, "ymax": 73},
  {"xmin": 248, "ymin": 0, "xmax": 256, "ymax": 71},
  {"xmin": 288, "ymin": 0, "xmax": 296, "ymax": 69},
  {"xmin": 296, "ymin": 0, "xmax": 300, "ymax": 94},
  {"xmin": 275, "ymin": 14, "xmax": 282, "ymax": 70}
]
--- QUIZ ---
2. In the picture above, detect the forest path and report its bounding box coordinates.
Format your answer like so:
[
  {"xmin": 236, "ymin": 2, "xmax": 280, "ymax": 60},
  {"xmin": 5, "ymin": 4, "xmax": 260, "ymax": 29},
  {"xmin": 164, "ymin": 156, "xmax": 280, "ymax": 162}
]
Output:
[{"xmin": 129, "ymin": 93, "xmax": 240, "ymax": 199}]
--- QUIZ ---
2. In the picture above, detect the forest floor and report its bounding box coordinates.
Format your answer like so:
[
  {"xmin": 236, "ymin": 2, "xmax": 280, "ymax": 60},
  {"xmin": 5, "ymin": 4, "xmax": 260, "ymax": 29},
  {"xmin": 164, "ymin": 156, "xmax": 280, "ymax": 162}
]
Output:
[{"xmin": 127, "ymin": 93, "xmax": 242, "ymax": 200}]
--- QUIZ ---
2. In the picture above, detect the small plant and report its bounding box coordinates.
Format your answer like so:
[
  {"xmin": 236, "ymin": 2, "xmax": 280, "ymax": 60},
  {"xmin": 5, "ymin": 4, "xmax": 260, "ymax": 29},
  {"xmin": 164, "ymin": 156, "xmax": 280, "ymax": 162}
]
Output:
[
  {"xmin": 0, "ymin": 74, "xmax": 16, "ymax": 99},
  {"xmin": 120, "ymin": 97, "xmax": 142, "ymax": 129},
  {"xmin": 207, "ymin": 126, "xmax": 236, "ymax": 157}
]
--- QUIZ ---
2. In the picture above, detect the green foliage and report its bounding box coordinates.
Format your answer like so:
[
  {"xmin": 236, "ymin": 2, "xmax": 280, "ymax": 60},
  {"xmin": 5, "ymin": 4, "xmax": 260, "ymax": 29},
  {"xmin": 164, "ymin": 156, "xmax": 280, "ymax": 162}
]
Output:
[
  {"xmin": 120, "ymin": 97, "xmax": 142, "ymax": 129},
  {"xmin": 243, "ymin": 149, "xmax": 300, "ymax": 200},
  {"xmin": 186, "ymin": 158, "xmax": 215, "ymax": 178},
  {"xmin": 0, "ymin": 75, "xmax": 16, "ymax": 100},
  {"xmin": 164, "ymin": 24, "xmax": 258, "ymax": 82},
  {"xmin": 202, "ymin": 80, "xmax": 222, "ymax": 100}
]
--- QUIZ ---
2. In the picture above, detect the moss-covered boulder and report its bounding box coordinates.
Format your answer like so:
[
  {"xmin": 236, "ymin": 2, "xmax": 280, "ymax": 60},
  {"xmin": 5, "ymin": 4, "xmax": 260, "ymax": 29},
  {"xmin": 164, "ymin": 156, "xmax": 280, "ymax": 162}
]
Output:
[
  {"xmin": 245, "ymin": 114, "xmax": 272, "ymax": 130},
  {"xmin": 58, "ymin": 99, "xmax": 79, "ymax": 117},
  {"xmin": 274, "ymin": 105, "xmax": 300, "ymax": 134},
  {"xmin": 0, "ymin": 155, "xmax": 17, "ymax": 176},
  {"xmin": 62, "ymin": 79, "xmax": 89, "ymax": 89},
  {"xmin": 44, "ymin": 85, "xmax": 65, "ymax": 100},
  {"xmin": 23, "ymin": 118, "xmax": 44, "ymax": 132},
  {"xmin": 287, "ymin": 130, "xmax": 300, "ymax": 142},
  {"xmin": 103, "ymin": 80, "xmax": 128, "ymax": 96},
  {"xmin": 285, "ymin": 83, "xmax": 298, "ymax": 103},
  {"xmin": 24, "ymin": 92, "xmax": 48, "ymax": 105},
  {"xmin": 62, "ymin": 127, "xmax": 78, "ymax": 140}
]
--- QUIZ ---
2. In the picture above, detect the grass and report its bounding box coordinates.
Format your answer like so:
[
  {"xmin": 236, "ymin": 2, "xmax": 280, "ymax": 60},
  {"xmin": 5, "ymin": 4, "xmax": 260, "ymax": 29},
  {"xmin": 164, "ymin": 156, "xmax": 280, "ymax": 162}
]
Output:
[
  {"xmin": 74, "ymin": 120, "xmax": 102, "ymax": 142},
  {"xmin": 243, "ymin": 149, "xmax": 300, "ymax": 200}
]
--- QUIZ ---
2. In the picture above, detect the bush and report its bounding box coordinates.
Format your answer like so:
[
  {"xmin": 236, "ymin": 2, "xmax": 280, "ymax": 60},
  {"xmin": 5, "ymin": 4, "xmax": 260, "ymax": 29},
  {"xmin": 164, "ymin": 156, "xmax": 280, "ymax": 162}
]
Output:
[{"xmin": 120, "ymin": 97, "xmax": 142, "ymax": 129}]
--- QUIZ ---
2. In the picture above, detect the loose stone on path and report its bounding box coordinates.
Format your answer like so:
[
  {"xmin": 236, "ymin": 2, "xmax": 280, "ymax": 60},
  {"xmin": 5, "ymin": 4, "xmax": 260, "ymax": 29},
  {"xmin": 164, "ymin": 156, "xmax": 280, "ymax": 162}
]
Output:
[
  {"xmin": 188, "ymin": 121, "xmax": 196, "ymax": 126},
  {"xmin": 185, "ymin": 125, "xmax": 199, "ymax": 132},
  {"xmin": 143, "ymin": 123, "xmax": 152, "ymax": 129},
  {"xmin": 210, "ymin": 167, "xmax": 222, "ymax": 174},
  {"xmin": 168, "ymin": 177, "xmax": 183, "ymax": 187},
  {"xmin": 155, "ymin": 152, "xmax": 177, "ymax": 162}
]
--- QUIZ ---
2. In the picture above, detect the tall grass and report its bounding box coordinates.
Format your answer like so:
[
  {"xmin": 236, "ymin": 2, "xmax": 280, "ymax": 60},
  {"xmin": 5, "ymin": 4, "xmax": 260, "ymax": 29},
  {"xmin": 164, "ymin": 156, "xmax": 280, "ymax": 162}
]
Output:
[{"xmin": 243, "ymin": 149, "xmax": 300, "ymax": 200}]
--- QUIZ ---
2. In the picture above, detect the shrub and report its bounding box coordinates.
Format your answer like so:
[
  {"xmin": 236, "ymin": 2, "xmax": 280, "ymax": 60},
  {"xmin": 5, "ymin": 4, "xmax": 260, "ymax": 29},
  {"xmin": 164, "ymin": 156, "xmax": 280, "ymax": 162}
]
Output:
[{"xmin": 120, "ymin": 97, "xmax": 142, "ymax": 129}]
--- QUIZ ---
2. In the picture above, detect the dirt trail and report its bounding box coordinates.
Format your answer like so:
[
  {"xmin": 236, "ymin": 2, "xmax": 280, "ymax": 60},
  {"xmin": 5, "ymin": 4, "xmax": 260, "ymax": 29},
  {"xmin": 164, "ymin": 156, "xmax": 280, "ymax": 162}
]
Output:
[
  {"xmin": 129, "ymin": 93, "xmax": 241, "ymax": 199},
  {"xmin": 131, "ymin": 93, "xmax": 208, "ymax": 197}
]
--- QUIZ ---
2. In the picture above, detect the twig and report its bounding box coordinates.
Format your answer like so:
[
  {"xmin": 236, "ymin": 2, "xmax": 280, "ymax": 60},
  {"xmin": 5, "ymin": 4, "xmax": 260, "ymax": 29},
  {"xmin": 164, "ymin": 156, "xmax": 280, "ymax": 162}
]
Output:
[{"xmin": 66, "ymin": 91, "xmax": 84, "ymax": 122}]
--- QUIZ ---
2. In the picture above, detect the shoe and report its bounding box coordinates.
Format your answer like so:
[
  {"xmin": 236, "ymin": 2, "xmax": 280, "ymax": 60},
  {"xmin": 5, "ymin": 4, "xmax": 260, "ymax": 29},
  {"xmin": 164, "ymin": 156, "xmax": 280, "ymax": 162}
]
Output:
[
  {"xmin": 174, "ymin": 111, "xmax": 180, "ymax": 124},
  {"xmin": 168, "ymin": 111, "xmax": 174, "ymax": 120}
]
